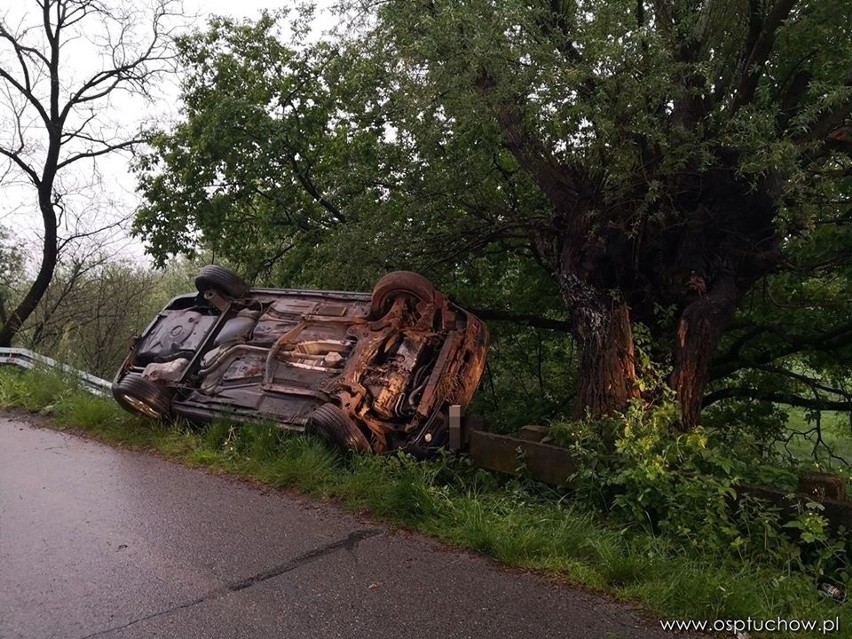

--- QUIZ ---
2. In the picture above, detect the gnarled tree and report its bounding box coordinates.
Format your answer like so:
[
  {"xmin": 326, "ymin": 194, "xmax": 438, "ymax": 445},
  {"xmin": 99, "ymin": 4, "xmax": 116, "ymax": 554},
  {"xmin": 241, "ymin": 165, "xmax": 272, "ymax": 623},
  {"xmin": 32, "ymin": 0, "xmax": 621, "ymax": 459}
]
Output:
[{"xmin": 358, "ymin": 0, "xmax": 852, "ymax": 427}]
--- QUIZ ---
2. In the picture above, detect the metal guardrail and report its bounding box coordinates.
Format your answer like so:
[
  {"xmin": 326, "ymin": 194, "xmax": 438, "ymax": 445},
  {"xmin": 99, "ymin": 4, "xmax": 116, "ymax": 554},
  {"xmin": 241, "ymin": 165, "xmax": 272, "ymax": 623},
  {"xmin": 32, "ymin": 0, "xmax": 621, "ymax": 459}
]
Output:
[{"xmin": 0, "ymin": 348, "xmax": 112, "ymax": 396}]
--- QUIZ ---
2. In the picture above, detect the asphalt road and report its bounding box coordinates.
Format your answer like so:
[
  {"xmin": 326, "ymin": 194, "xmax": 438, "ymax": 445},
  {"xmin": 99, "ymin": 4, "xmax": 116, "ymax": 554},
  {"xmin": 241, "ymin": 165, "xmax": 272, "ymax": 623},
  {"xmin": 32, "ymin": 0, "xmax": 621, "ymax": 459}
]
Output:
[{"xmin": 0, "ymin": 415, "xmax": 687, "ymax": 639}]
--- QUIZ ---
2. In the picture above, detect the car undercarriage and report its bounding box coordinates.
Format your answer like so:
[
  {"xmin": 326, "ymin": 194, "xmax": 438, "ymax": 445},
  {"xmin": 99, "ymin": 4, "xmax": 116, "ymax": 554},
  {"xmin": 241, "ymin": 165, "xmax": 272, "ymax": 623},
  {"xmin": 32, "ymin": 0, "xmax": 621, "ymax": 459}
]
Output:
[{"xmin": 113, "ymin": 267, "xmax": 489, "ymax": 454}]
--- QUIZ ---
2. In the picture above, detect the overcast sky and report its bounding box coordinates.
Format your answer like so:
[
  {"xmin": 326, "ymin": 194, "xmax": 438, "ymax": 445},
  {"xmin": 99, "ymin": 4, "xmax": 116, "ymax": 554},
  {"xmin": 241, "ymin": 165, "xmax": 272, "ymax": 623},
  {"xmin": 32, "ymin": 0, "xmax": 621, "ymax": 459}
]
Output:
[{"xmin": 0, "ymin": 0, "xmax": 337, "ymax": 268}]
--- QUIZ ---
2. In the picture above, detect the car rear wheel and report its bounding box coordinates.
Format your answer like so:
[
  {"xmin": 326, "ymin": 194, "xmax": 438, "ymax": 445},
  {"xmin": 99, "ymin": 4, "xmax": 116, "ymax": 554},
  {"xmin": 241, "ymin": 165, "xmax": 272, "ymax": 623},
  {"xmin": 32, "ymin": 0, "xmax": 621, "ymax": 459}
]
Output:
[
  {"xmin": 306, "ymin": 403, "xmax": 372, "ymax": 453},
  {"xmin": 370, "ymin": 271, "xmax": 437, "ymax": 318},
  {"xmin": 113, "ymin": 373, "xmax": 175, "ymax": 420},
  {"xmin": 195, "ymin": 265, "xmax": 250, "ymax": 300}
]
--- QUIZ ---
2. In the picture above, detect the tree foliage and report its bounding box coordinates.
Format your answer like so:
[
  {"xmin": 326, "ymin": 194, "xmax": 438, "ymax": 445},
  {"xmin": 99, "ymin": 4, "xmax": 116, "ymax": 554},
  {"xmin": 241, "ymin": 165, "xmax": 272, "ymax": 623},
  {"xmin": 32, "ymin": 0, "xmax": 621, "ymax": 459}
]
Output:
[
  {"xmin": 0, "ymin": 226, "xmax": 25, "ymax": 326},
  {"xmin": 134, "ymin": 1, "xmax": 852, "ymax": 430}
]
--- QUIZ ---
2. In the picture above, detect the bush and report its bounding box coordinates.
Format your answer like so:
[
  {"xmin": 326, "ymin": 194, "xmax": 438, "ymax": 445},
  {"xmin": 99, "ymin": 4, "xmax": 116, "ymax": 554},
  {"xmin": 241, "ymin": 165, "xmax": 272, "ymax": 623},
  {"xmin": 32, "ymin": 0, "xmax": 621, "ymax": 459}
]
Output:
[{"xmin": 550, "ymin": 394, "xmax": 850, "ymax": 585}]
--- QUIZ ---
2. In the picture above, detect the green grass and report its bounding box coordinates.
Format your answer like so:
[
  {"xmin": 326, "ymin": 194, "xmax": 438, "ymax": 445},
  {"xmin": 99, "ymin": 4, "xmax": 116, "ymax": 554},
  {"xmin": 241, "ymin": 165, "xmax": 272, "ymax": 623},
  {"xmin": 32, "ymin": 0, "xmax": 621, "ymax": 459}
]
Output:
[{"xmin": 1, "ymin": 367, "xmax": 849, "ymax": 637}]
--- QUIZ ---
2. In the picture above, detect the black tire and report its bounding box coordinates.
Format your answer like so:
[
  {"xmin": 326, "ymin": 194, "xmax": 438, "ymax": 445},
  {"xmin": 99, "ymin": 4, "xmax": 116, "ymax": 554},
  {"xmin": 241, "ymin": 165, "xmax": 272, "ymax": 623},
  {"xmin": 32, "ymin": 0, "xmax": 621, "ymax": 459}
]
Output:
[
  {"xmin": 195, "ymin": 265, "xmax": 250, "ymax": 299},
  {"xmin": 370, "ymin": 271, "xmax": 437, "ymax": 317},
  {"xmin": 112, "ymin": 373, "xmax": 175, "ymax": 420},
  {"xmin": 306, "ymin": 403, "xmax": 372, "ymax": 453}
]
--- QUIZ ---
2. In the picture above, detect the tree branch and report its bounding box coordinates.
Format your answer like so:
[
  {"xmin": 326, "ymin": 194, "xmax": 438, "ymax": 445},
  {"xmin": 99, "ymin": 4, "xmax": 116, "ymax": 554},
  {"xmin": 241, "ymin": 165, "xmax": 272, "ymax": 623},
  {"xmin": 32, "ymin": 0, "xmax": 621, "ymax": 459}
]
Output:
[
  {"xmin": 470, "ymin": 308, "xmax": 571, "ymax": 332},
  {"xmin": 651, "ymin": 0, "xmax": 673, "ymax": 40},
  {"xmin": 0, "ymin": 55, "xmax": 50, "ymax": 126},
  {"xmin": 476, "ymin": 72, "xmax": 577, "ymax": 208},
  {"xmin": 703, "ymin": 387, "xmax": 852, "ymax": 411},
  {"xmin": 710, "ymin": 319, "xmax": 852, "ymax": 380},
  {"xmin": 756, "ymin": 364, "xmax": 852, "ymax": 398},
  {"xmin": 59, "ymin": 2, "xmax": 175, "ymax": 124},
  {"xmin": 288, "ymin": 155, "xmax": 347, "ymax": 224},
  {"xmin": 533, "ymin": 0, "xmax": 582, "ymax": 63},
  {"xmin": 795, "ymin": 74, "xmax": 852, "ymax": 149},
  {"xmin": 730, "ymin": 0, "xmax": 798, "ymax": 112},
  {"xmin": 56, "ymin": 136, "xmax": 141, "ymax": 170},
  {"xmin": 0, "ymin": 147, "xmax": 40, "ymax": 185}
]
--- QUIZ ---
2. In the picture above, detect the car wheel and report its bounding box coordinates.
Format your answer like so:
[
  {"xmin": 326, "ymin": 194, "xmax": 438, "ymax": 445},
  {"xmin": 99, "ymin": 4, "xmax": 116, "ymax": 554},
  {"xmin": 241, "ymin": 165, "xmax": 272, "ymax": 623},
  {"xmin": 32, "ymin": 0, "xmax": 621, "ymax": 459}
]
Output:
[
  {"xmin": 370, "ymin": 271, "xmax": 437, "ymax": 317},
  {"xmin": 112, "ymin": 373, "xmax": 175, "ymax": 420},
  {"xmin": 306, "ymin": 403, "xmax": 372, "ymax": 453},
  {"xmin": 195, "ymin": 265, "xmax": 250, "ymax": 299}
]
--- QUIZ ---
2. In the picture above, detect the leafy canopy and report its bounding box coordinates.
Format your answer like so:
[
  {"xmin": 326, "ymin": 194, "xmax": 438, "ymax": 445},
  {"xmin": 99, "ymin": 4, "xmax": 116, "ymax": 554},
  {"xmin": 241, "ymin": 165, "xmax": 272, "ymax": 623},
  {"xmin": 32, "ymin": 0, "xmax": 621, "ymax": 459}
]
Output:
[{"xmin": 134, "ymin": 1, "xmax": 852, "ymax": 424}]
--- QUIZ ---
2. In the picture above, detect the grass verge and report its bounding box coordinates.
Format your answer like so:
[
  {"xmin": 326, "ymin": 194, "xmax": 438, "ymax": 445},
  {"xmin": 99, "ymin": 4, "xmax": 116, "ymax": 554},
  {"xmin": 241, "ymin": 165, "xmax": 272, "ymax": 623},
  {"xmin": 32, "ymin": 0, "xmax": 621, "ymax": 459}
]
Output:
[{"xmin": 1, "ymin": 367, "xmax": 849, "ymax": 637}]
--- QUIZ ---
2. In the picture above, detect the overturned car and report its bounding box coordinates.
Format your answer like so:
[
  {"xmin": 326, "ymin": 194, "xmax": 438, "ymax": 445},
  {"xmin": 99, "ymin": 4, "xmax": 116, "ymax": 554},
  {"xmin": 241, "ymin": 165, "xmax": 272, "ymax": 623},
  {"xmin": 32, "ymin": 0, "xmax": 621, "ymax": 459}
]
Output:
[{"xmin": 112, "ymin": 266, "xmax": 489, "ymax": 454}]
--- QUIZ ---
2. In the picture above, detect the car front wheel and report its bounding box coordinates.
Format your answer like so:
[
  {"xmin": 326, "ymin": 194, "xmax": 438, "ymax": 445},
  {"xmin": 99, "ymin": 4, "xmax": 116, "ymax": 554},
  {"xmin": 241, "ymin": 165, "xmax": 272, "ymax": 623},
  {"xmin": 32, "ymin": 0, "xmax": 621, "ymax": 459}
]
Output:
[
  {"xmin": 113, "ymin": 373, "xmax": 175, "ymax": 420},
  {"xmin": 306, "ymin": 403, "xmax": 372, "ymax": 453}
]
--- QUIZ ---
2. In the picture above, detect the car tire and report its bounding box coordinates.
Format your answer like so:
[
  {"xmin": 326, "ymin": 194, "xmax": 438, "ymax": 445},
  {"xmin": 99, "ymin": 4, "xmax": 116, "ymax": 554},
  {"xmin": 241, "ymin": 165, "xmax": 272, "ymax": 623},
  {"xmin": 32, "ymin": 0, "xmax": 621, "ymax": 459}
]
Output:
[
  {"xmin": 370, "ymin": 271, "xmax": 437, "ymax": 317},
  {"xmin": 307, "ymin": 403, "xmax": 372, "ymax": 453},
  {"xmin": 112, "ymin": 373, "xmax": 175, "ymax": 420},
  {"xmin": 195, "ymin": 265, "xmax": 250, "ymax": 299}
]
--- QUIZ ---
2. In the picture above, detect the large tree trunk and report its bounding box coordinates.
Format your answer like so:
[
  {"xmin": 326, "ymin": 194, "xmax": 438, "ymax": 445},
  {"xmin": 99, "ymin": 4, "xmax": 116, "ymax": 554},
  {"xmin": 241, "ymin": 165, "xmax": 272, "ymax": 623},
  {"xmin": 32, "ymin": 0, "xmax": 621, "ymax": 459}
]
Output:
[
  {"xmin": 558, "ymin": 272, "xmax": 639, "ymax": 419},
  {"xmin": 0, "ymin": 192, "xmax": 58, "ymax": 347},
  {"xmin": 670, "ymin": 274, "xmax": 738, "ymax": 429}
]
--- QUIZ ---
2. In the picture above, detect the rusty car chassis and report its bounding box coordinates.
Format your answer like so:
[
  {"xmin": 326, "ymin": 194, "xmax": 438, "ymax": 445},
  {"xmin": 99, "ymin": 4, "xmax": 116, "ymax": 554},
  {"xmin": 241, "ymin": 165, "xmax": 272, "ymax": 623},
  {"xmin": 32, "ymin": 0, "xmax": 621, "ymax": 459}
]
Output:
[{"xmin": 113, "ymin": 266, "xmax": 488, "ymax": 454}]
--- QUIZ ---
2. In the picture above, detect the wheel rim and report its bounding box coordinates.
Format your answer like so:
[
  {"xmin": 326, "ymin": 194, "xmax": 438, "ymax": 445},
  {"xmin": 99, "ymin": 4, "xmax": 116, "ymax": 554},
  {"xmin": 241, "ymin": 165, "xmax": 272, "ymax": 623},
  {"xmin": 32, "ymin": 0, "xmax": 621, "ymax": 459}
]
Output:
[{"xmin": 119, "ymin": 393, "xmax": 163, "ymax": 419}]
